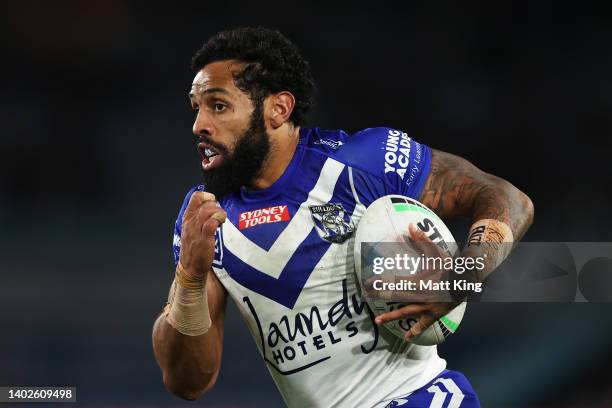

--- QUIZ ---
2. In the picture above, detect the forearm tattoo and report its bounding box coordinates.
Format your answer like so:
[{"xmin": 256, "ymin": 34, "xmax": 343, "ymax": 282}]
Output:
[{"xmin": 420, "ymin": 149, "xmax": 534, "ymax": 282}]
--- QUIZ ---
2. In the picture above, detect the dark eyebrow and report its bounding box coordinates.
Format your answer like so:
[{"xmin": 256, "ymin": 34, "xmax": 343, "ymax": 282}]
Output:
[{"xmin": 189, "ymin": 87, "xmax": 231, "ymax": 99}]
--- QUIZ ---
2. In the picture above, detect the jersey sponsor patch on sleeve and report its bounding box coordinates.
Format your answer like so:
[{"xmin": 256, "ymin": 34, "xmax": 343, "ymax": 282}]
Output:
[
  {"xmin": 383, "ymin": 129, "xmax": 420, "ymax": 183},
  {"xmin": 335, "ymin": 127, "xmax": 432, "ymax": 203}
]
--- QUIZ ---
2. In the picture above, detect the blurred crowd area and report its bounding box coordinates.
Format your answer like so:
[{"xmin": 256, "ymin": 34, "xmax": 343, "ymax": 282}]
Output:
[{"xmin": 1, "ymin": 1, "xmax": 611, "ymax": 407}]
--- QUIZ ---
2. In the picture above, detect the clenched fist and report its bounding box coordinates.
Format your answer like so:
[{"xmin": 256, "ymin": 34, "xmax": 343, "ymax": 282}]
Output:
[{"xmin": 178, "ymin": 191, "xmax": 227, "ymax": 282}]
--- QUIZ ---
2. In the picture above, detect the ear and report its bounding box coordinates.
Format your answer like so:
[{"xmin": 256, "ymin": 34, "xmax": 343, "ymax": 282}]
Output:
[{"xmin": 266, "ymin": 91, "xmax": 296, "ymax": 129}]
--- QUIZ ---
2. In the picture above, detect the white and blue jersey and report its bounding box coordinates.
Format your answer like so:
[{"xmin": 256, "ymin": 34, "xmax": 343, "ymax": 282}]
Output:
[{"xmin": 172, "ymin": 127, "xmax": 479, "ymax": 408}]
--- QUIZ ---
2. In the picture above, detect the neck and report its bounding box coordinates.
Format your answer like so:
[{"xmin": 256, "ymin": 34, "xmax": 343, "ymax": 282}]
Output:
[{"xmin": 251, "ymin": 125, "xmax": 300, "ymax": 190}]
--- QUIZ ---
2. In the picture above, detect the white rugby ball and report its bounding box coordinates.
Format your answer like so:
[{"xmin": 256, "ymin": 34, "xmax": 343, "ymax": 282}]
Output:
[{"xmin": 354, "ymin": 195, "xmax": 467, "ymax": 345}]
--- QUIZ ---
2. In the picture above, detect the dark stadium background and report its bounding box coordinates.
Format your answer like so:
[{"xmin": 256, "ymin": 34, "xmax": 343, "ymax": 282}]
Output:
[{"xmin": 1, "ymin": 1, "xmax": 611, "ymax": 407}]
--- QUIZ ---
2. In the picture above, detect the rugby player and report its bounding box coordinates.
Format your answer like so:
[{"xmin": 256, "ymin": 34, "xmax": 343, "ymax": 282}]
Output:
[{"xmin": 152, "ymin": 27, "xmax": 534, "ymax": 407}]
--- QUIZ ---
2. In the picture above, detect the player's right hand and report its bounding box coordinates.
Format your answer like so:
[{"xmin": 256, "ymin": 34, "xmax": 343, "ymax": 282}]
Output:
[{"xmin": 179, "ymin": 191, "xmax": 227, "ymax": 282}]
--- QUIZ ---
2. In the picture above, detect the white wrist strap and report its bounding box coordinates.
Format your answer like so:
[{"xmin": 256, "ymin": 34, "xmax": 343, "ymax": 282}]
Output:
[{"xmin": 164, "ymin": 263, "xmax": 211, "ymax": 336}]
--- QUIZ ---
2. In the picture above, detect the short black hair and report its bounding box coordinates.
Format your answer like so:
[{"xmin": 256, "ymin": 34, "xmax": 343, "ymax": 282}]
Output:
[{"xmin": 191, "ymin": 26, "xmax": 315, "ymax": 126}]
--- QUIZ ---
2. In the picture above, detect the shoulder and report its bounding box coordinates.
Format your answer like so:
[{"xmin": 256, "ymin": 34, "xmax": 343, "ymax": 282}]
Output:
[
  {"xmin": 307, "ymin": 126, "xmax": 429, "ymax": 178},
  {"xmin": 304, "ymin": 126, "xmax": 432, "ymax": 200},
  {"xmin": 338, "ymin": 127, "xmax": 419, "ymax": 170}
]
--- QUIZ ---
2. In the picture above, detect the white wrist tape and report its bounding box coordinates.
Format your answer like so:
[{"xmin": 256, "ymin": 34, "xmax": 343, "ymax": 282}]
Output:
[
  {"xmin": 467, "ymin": 218, "xmax": 514, "ymax": 244},
  {"xmin": 466, "ymin": 218, "xmax": 514, "ymax": 270},
  {"xmin": 164, "ymin": 262, "xmax": 211, "ymax": 336}
]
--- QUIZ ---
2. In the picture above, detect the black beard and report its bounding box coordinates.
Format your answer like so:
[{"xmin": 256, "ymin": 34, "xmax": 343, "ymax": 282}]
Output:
[{"xmin": 200, "ymin": 101, "xmax": 270, "ymax": 199}]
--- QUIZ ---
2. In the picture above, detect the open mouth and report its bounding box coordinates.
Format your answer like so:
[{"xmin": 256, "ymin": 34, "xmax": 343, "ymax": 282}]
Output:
[
  {"xmin": 198, "ymin": 142, "xmax": 224, "ymax": 170},
  {"xmin": 203, "ymin": 147, "xmax": 219, "ymax": 159}
]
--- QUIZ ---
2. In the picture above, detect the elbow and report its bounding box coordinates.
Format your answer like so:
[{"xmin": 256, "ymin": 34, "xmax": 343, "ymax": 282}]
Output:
[
  {"xmin": 163, "ymin": 372, "xmax": 217, "ymax": 401},
  {"xmin": 491, "ymin": 177, "xmax": 534, "ymax": 236},
  {"xmin": 519, "ymin": 190, "xmax": 535, "ymax": 229},
  {"xmin": 170, "ymin": 387, "xmax": 204, "ymax": 402},
  {"xmin": 508, "ymin": 186, "xmax": 534, "ymax": 241}
]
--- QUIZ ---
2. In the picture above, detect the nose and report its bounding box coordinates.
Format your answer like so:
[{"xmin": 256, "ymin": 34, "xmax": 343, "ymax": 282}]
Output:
[{"xmin": 192, "ymin": 109, "xmax": 214, "ymax": 137}]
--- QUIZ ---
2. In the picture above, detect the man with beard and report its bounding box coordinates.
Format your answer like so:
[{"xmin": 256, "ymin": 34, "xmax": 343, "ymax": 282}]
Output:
[{"xmin": 152, "ymin": 27, "xmax": 533, "ymax": 408}]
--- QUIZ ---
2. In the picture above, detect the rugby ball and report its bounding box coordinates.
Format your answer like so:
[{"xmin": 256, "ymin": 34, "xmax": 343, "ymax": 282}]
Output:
[{"xmin": 354, "ymin": 195, "xmax": 466, "ymax": 345}]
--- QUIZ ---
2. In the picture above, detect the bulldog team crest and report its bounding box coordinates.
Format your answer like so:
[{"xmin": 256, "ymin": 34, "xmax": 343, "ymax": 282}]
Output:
[{"xmin": 309, "ymin": 203, "xmax": 354, "ymax": 243}]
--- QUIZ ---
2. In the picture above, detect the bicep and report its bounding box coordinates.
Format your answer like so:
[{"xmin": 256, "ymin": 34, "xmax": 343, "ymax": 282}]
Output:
[{"xmin": 419, "ymin": 149, "xmax": 501, "ymax": 219}]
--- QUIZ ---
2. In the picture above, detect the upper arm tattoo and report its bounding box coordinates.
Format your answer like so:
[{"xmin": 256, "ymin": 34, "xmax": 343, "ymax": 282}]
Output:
[{"xmin": 419, "ymin": 149, "xmax": 515, "ymax": 225}]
